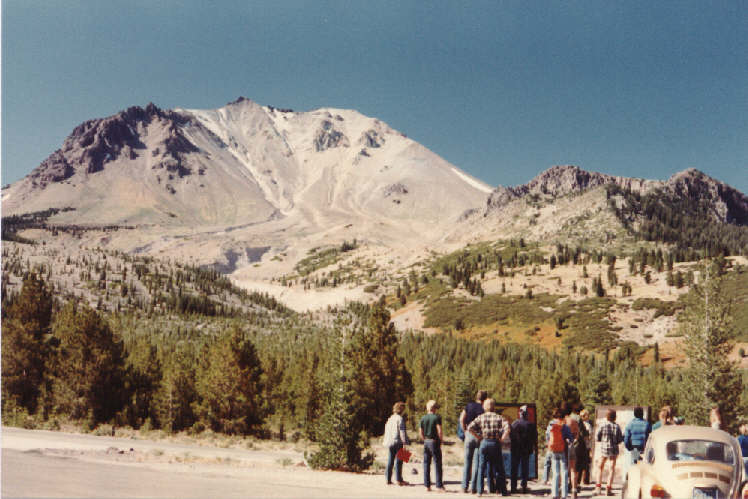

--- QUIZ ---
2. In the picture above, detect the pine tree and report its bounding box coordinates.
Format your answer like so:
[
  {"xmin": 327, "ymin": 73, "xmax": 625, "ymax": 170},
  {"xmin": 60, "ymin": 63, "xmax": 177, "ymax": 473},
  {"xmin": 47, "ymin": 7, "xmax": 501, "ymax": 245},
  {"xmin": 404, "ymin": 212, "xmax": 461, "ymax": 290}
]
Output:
[
  {"xmin": 153, "ymin": 346, "xmax": 197, "ymax": 432},
  {"xmin": 347, "ymin": 302, "xmax": 413, "ymax": 436},
  {"xmin": 50, "ymin": 302, "xmax": 127, "ymax": 423},
  {"xmin": 307, "ymin": 324, "xmax": 370, "ymax": 470},
  {"xmin": 125, "ymin": 336, "xmax": 162, "ymax": 428},
  {"xmin": 1, "ymin": 273, "xmax": 54, "ymax": 415},
  {"xmin": 195, "ymin": 326, "xmax": 265, "ymax": 434},
  {"xmin": 679, "ymin": 262, "xmax": 743, "ymax": 432}
]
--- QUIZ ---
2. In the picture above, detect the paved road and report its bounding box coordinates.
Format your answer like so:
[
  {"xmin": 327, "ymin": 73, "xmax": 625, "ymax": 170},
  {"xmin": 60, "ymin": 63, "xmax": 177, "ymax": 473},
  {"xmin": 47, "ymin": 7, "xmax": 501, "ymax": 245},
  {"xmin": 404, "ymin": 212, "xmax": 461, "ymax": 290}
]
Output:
[{"xmin": 1, "ymin": 427, "xmax": 615, "ymax": 498}]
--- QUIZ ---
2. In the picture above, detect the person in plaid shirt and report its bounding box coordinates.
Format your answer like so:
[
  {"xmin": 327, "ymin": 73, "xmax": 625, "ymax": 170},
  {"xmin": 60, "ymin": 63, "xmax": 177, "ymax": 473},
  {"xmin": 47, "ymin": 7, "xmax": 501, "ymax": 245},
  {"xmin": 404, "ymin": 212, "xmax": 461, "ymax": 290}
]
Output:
[
  {"xmin": 467, "ymin": 398, "xmax": 510, "ymax": 496},
  {"xmin": 595, "ymin": 409, "xmax": 623, "ymax": 496}
]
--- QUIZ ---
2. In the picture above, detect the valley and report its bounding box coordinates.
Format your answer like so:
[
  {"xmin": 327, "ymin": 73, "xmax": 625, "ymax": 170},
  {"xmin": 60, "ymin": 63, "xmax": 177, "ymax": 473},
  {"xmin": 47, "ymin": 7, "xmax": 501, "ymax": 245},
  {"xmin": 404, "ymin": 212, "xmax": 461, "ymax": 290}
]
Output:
[{"xmin": 2, "ymin": 98, "xmax": 747, "ymax": 474}]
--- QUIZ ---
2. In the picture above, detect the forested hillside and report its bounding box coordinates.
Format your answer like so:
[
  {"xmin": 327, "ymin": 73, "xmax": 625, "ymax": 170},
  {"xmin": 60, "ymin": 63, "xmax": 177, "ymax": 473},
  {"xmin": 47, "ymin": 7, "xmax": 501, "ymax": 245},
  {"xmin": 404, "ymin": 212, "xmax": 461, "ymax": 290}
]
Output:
[
  {"xmin": 3, "ymin": 260, "xmax": 746, "ymax": 471},
  {"xmin": 2, "ymin": 166, "xmax": 747, "ymax": 471}
]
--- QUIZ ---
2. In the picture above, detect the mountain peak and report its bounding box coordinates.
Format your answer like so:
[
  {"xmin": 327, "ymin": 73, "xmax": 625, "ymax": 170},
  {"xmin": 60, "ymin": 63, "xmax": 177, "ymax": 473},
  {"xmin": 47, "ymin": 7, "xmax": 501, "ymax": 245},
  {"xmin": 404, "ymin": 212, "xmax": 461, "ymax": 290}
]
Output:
[
  {"xmin": 485, "ymin": 165, "xmax": 655, "ymax": 214},
  {"xmin": 227, "ymin": 96, "xmax": 254, "ymax": 106}
]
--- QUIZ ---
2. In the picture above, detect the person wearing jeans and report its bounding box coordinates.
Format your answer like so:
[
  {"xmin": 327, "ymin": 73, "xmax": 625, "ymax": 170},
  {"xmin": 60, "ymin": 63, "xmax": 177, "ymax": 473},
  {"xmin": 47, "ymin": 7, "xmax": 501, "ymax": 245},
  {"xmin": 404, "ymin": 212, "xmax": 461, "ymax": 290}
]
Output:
[
  {"xmin": 478, "ymin": 437, "xmax": 502, "ymax": 494},
  {"xmin": 419, "ymin": 400, "xmax": 445, "ymax": 492},
  {"xmin": 423, "ymin": 438, "xmax": 443, "ymax": 491},
  {"xmin": 551, "ymin": 449, "xmax": 569, "ymax": 499},
  {"xmin": 546, "ymin": 408, "xmax": 573, "ymax": 499},
  {"xmin": 460, "ymin": 390, "xmax": 488, "ymax": 493},
  {"xmin": 462, "ymin": 431, "xmax": 481, "ymax": 492},
  {"xmin": 382, "ymin": 401, "xmax": 409, "ymax": 485},
  {"xmin": 467, "ymin": 398, "xmax": 510, "ymax": 496}
]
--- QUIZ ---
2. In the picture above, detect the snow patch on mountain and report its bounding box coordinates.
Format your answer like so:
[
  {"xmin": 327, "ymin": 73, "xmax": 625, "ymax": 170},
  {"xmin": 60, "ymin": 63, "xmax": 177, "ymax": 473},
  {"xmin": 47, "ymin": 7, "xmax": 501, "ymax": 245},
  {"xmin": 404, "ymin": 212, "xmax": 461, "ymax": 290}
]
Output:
[{"xmin": 451, "ymin": 168, "xmax": 493, "ymax": 194}]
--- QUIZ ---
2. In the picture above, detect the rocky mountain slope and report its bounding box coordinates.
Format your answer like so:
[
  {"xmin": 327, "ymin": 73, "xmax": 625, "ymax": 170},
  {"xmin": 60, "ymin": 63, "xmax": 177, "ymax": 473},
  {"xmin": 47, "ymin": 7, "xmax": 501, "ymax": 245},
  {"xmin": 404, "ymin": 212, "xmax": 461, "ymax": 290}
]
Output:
[
  {"xmin": 2, "ymin": 98, "xmax": 491, "ymax": 232},
  {"xmin": 3, "ymin": 99, "xmax": 747, "ymax": 321},
  {"xmin": 484, "ymin": 165, "xmax": 748, "ymax": 225}
]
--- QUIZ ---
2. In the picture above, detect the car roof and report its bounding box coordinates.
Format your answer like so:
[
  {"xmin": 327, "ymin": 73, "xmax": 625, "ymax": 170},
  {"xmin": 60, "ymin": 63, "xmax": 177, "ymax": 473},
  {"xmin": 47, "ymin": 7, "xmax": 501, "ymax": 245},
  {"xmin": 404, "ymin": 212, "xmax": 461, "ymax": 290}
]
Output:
[{"xmin": 651, "ymin": 425, "xmax": 737, "ymax": 445}]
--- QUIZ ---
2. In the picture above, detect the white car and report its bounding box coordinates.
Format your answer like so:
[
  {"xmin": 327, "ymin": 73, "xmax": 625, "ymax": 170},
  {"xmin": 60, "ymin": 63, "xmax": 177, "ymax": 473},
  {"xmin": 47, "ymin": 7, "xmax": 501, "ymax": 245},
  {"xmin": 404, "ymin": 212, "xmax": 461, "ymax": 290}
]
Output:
[{"xmin": 622, "ymin": 425, "xmax": 746, "ymax": 499}]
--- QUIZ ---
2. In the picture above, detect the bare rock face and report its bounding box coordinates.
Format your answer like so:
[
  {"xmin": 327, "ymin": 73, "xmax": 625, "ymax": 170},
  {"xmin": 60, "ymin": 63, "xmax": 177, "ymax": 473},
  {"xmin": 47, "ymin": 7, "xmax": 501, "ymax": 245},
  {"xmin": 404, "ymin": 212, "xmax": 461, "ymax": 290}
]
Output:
[
  {"xmin": 383, "ymin": 182, "xmax": 409, "ymax": 197},
  {"xmin": 359, "ymin": 129, "xmax": 384, "ymax": 148},
  {"xmin": 484, "ymin": 185, "xmax": 519, "ymax": 211},
  {"xmin": 485, "ymin": 165, "xmax": 654, "ymax": 214},
  {"xmin": 29, "ymin": 150, "xmax": 74, "ymax": 187},
  {"xmin": 664, "ymin": 168, "xmax": 748, "ymax": 225},
  {"xmin": 484, "ymin": 165, "xmax": 748, "ymax": 228},
  {"xmin": 29, "ymin": 103, "xmax": 197, "ymax": 188},
  {"xmin": 314, "ymin": 120, "xmax": 349, "ymax": 151}
]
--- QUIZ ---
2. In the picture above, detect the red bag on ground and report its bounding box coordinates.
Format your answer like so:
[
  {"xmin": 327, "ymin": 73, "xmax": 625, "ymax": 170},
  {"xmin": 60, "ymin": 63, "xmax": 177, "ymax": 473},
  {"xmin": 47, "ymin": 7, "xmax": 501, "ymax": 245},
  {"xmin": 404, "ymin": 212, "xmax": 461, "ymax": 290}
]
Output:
[{"xmin": 396, "ymin": 447, "xmax": 411, "ymax": 463}]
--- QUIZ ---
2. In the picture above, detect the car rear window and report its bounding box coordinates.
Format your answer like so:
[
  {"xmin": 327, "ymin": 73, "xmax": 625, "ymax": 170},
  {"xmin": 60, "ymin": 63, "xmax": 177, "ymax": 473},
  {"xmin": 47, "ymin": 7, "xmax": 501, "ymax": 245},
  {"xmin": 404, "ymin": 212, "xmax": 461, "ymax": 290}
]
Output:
[{"xmin": 665, "ymin": 440, "xmax": 735, "ymax": 464}]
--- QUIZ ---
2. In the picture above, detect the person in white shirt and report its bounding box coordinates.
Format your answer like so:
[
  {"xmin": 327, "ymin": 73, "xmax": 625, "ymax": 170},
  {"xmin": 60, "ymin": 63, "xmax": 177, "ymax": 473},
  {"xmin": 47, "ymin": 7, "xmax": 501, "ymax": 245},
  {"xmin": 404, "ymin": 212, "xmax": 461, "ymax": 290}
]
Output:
[{"xmin": 383, "ymin": 401, "xmax": 410, "ymax": 485}]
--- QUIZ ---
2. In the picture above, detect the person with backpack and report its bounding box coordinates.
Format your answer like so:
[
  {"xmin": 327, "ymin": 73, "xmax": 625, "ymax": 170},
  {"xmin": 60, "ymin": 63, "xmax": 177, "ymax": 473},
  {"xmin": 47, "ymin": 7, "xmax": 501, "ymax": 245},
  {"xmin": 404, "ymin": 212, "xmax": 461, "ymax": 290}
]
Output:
[
  {"xmin": 595, "ymin": 409, "xmax": 624, "ymax": 496},
  {"xmin": 460, "ymin": 390, "xmax": 488, "ymax": 493},
  {"xmin": 546, "ymin": 408, "xmax": 573, "ymax": 499},
  {"xmin": 510, "ymin": 405, "xmax": 537, "ymax": 494}
]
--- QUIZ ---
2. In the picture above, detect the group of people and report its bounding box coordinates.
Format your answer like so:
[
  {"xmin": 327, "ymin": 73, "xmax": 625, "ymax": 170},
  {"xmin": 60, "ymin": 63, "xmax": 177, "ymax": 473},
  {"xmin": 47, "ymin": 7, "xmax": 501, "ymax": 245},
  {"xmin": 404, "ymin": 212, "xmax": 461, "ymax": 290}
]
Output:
[
  {"xmin": 382, "ymin": 399, "xmax": 741, "ymax": 498},
  {"xmin": 543, "ymin": 403, "xmax": 729, "ymax": 499},
  {"xmin": 382, "ymin": 399, "xmax": 448, "ymax": 491},
  {"xmin": 459, "ymin": 390, "xmax": 537, "ymax": 496},
  {"xmin": 543, "ymin": 404, "xmax": 595, "ymax": 499},
  {"xmin": 383, "ymin": 391, "xmax": 539, "ymax": 495}
]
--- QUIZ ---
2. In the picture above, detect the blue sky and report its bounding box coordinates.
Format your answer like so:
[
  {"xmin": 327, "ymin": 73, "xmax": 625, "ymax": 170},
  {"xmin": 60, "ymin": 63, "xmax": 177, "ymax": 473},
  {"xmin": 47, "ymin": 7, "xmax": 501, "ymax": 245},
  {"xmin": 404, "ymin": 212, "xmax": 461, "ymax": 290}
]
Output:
[{"xmin": 3, "ymin": 1, "xmax": 747, "ymax": 192}]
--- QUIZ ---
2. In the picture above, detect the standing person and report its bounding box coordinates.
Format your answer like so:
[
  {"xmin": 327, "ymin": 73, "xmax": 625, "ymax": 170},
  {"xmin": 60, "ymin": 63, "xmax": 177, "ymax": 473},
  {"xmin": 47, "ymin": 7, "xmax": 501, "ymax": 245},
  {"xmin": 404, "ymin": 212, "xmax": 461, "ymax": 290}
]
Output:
[
  {"xmin": 420, "ymin": 400, "xmax": 445, "ymax": 492},
  {"xmin": 460, "ymin": 390, "xmax": 488, "ymax": 493},
  {"xmin": 578, "ymin": 409, "xmax": 593, "ymax": 486},
  {"xmin": 737, "ymin": 424, "xmax": 748, "ymax": 475},
  {"xmin": 547, "ymin": 408, "xmax": 573, "ymax": 499},
  {"xmin": 383, "ymin": 401, "xmax": 410, "ymax": 486},
  {"xmin": 510, "ymin": 405, "xmax": 537, "ymax": 494},
  {"xmin": 565, "ymin": 408, "xmax": 580, "ymax": 497},
  {"xmin": 623, "ymin": 407, "xmax": 651, "ymax": 473},
  {"xmin": 568, "ymin": 422, "xmax": 589, "ymax": 499},
  {"xmin": 595, "ymin": 409, "xmax": 623, "ymax": 497},
  {"xmin": 710, "ymin": 406, "xmax": 723, "ymax": 430},
  {"xmin": 543, "ymin": 450, "xmax": 553, "ymax": 485},
  {"xmin": 468, "ymin": 398, "xmax": 510, "ymax": 497},
  {"xmin": 651, "ymin": 405, "xmax": 672, "ymax": 431}
]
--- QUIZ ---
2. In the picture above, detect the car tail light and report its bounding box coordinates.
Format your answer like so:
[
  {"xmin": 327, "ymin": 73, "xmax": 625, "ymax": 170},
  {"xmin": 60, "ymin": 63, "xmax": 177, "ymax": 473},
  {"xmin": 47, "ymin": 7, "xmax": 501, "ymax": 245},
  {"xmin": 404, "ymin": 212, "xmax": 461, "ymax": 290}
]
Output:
[{"xmin": 650, "ymin": 485, "xmax": 666, "ymax": 498}]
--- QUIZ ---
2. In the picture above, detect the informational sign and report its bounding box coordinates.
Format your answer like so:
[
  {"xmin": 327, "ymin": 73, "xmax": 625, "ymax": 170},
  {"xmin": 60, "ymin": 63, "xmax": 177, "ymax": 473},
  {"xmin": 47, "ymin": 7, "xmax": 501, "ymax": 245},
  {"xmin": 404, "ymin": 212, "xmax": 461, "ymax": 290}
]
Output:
[
  {"xmin": 591, "ymin": 405, "xmax": 651, "ymax": 484},
  {"xmin": 495, "ymin": 402, "xmax": 539, "ymax": 480}
]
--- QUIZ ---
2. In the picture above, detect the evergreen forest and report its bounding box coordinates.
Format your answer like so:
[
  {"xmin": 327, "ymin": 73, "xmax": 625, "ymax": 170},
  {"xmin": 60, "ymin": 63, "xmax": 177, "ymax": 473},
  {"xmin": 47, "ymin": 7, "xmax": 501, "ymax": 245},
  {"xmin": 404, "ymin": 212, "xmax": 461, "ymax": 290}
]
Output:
[{"xmin": 3, "ymin": 259, "xmax": 746, "ymax": 471}]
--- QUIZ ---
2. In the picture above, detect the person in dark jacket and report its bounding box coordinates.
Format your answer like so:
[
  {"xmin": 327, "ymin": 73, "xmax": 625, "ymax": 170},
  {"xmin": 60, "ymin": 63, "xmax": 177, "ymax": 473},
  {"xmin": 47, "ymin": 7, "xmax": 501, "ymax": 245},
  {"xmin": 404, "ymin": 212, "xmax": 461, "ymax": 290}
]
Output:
[{"xmin": 510, "ymin": 405, "xmax": 537, "ymax": 494}]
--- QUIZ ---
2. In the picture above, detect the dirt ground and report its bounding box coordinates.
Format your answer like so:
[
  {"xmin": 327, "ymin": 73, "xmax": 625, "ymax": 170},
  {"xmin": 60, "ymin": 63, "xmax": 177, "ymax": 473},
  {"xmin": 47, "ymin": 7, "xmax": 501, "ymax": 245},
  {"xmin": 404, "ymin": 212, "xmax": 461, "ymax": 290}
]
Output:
[{"xmin": 1, "ymin": 427, "xmax": 624, "ymax": 499}]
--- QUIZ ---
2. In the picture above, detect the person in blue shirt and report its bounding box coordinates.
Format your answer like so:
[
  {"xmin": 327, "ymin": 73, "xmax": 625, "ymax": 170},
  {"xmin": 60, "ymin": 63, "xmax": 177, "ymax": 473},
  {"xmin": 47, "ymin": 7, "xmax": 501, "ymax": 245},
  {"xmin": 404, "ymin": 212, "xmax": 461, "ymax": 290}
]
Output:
[{"xmin": 623, "ymin": 407, "xmax": 652, "ymax": 474}]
